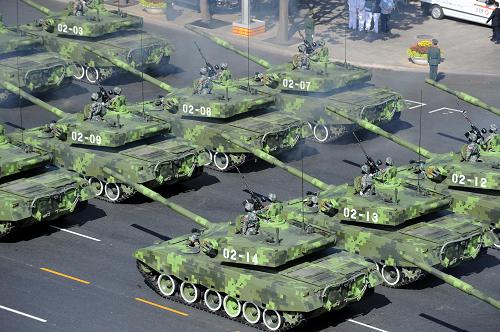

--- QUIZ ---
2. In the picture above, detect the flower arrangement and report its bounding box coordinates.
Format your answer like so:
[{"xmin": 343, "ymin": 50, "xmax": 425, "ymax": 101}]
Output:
[
  {"xmin": 407, "ymin": 39, "xmax": 433, "ymax": 59},
  {"xmin": 139, "ymin": 0, "xmax": 166, "ymax": 9}
]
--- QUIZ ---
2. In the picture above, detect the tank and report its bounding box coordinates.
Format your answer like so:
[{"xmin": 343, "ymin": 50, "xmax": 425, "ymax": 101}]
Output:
[
  {"xmin": 82, "ymin": 47, "xmax": 304, "ymax": 172},
  {"xmin": 0, "ymin": 14, "xmax": 73, "ymax": 103},
  {"xmin": 19, "ymin": 0, "xmax": 173, "ymax": 84},
  {"xmin": 1, "ymin": 80, "xmax": 207, "ymax": 203},
  {"xmin": 105, "ymin": 168, "xmax": 382, "ymax": 331},
  {"xmin": 327, "ymin": 107, "xmax": 500, "ymax": 248},
  {"xmin": 0, "ymin": 124, "xmax": 93, "ymax": 238},
  {"xmin": 184, "ymin": 24, "xmax": 407, "ymax": 143}
]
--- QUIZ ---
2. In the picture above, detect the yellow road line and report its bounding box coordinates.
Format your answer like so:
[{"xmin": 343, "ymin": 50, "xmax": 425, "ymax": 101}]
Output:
[
  {"xmin": 40, "ymin": 268, "xmax": 91, "ymax": 285},
  {"xmin": 135, "ymin": 297, "xmax": 189, "ymax": 317}
]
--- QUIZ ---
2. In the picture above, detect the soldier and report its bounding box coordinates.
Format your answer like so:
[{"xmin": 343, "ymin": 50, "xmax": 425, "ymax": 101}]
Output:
[
  {"xmin": 309, "ymin": 40, "xmax": 330, "ymax": 63},
  {"xmin": 483, "ymin": 124, "xmax": 498, "ymax": 151},
  {"xmin": 360, "ymin": 164, "xmax": 375, "ymax": 196},
  {"xmin": 214, "ymin": 62, "xmax": 232, "ymax": 85},
  {"xmin": 242, "ymin": 201, "xmax": 259, "ymax": 235},
  {"xmin": 86, "ymin": 92, "xmax": 106, "ymax": 120},
  {"xmin": 377, "ymin": 156, "xmax": 398, "ymax": 183},
  {"xmin": 427, "ymin": 39, "xmax": 442, "ymax": 81},
  {"xmin": 463, "ymin": 133, "xmax": 481, "ymax": 162},
  {"xmin": 292, "ymin": 44, "xmax": 310, "ymax": 70},
  {"xmin": 304, "ymin": 8, "xmax": 315, "ymax": 43},
  {"xmin": 72, "ymin": 0, "xmax": 86, "ymax": 16},
  {"xmin": 193, "ymin": 67, "xmax": 213, "ymax": 95},
  {"xmin": 187, "ymin": 228, "xmax": 201, "ymax": 247}
]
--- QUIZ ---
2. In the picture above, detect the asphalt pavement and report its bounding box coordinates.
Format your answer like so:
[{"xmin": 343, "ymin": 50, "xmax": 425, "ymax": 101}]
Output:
[{"xmin": 0, "ymin": 1, "xmax": 499, "ymax": 332}]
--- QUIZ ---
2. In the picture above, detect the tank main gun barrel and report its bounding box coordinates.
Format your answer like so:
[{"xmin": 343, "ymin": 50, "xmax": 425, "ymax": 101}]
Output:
[
  {"xmin": 400, "ymin": 253, "xmax": 500, "ymax": 310},
  {"xmin": 20, "ymin": 0, "xmax": 53, "ymax": 16},
  {"xmin": 220, "ymin": 133, "xmax": 331, "ymax": 191},
  {"xmin": 83, "ymin": 47, "xmax": 174, "ymax": 94},
  {"xmin": 102, "ymin": 167, "xmax": 214, "ymax": 229},
  {"xmin": 326, "ymin": 106, "xmax": 435, "ymax": 159},
  {"xmin": 426, "ymin": 79, "xmax": 500, "ymax": 117},
  {"xmin": 184, "ymin": 24, "xmax": 273, "ymax": 70},
  {"xmin": 0, "ymin": 81, "xmax": 66, "ymax": 118}
]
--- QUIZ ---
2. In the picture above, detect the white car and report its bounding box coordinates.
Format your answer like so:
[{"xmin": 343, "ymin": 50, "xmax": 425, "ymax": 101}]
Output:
[{"xmin": 421, "ymin": 0, "xmax": 495, "ymax": 25}]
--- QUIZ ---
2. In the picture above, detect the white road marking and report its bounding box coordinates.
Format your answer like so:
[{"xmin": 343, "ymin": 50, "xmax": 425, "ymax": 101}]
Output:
[
  {"xmin": 404, "ymin": 99, "xmax": 427, "ymax": 110},
  {"xmin": 0, "ymin": 305, "xmax": 47, "ymax": 323},
  {"xmin": 428, "ymin": 107, "xmax": 462, "ymax": 114},
  {"xmin": 348, "ymin": 319, "xmax": 389, "ymax": 332},
  {"xmin": 49, "ymin": 225, "xmax": 101, "ymax": 242}
]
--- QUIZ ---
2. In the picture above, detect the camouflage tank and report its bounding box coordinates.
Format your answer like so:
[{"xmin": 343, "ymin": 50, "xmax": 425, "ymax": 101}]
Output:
[
  {"xmin": 104, "ymin": 168, "xmax": 381, "ymax": 331},
  {"xmin": 0, "ymin": 124, "xmax": 93, "ymax": 238},
  {"xmin": 326, "ymin": 106, "xmax": 500, "ymax": 249},
  {"xmin": 185, "ymin": 24, "xmax": 407, "ymax": 143},
  {"xmin": 79, "ymin": 47, "xmax": 304, "ymax": 172},
  {"xmin": 1, "ymin": 80, "xmax": 207, "ymax": 203},
  {"xmin": 19, "ymin": 0, "xmax": 172, "ymax": 84},
  {"xmin": 0, "ymin": 14, "xmax": 73, "ymax": 103}
]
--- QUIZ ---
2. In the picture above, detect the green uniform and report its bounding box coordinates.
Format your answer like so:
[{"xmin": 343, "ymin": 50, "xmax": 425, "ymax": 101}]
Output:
[{"xmin": 427, "ymin": 46, "xmax": 441, "ymax": 81}]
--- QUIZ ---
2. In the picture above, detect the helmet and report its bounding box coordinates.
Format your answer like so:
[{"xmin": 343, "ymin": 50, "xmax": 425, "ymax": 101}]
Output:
[
  {"xmin": 200, "ymin": 67, "xmax": 208, "ymax": 76},
  {"xmin": 220, "ymin": 62, "xmax": 228, "ymax": 70},
  {"xmin": 112, "ymin": 87, "xmax": 122, "ymax": 95},
  {"xmin": 244, "ymin": 202, "xmax": 254, "ymax": 212},
  {"xmin": 361, "ymin": 164, "xmax": 370, "ymax": 174},
  {"xmin": 91, "ymin": 92, "xmax": 99, "ymax": 101},
  {"xmin": 385, "ymin": 157, "xmax": 393, "ymax": 166},
  {"xmin": 490, "ymin": 124, "xmax": 497, "ymax": 133},
  {"xmin": 268, "ymin": 193, "xmax": 277, "ymax": 202},
  {"xmin": 298, "ymin": 44, "xmax": 307, "ymax": 53},
  {"xmin": 318, "ymin": 40, "xmax": 325, "ymax": 47}
]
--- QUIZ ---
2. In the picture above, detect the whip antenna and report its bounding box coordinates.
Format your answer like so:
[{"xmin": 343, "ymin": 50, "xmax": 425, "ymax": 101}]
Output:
[
  {"xmin": 417, "ymin": 88, "xmax": 423, "ymax": 193},
  {"xmin": 16, "ymin": 0, "xmax": 24, "ymax": 144}
]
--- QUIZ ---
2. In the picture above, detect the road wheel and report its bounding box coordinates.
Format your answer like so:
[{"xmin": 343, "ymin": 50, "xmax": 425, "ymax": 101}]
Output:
[
  {"xmin": 85, "ymin": 66, "xmax": 99, "ymax": 83},
  {"xmin": 431, "ymin": 5, "xmax": 444, "ymax": 19},
  {"xmin": 104, "ymin": 182, "xmax": 121, "ymax": 202},
  {"xmin": 263, "ymin": 309, "xmax": 282, "ymax": 331},
  {"xmin": 243, "ymin": 302, "xmax": 261, "ymax": 324},
  {"xmin": 157, "ymin": 274, "xmax": 178, "ymax": 297},
  {"xmin": 223, "ymin": 295, "xmax": 241, "ymax": 318},
  {"xmin": 213, "ymin": 152, "xmax": 230, "ymax": 171},
  {"xmin": 313, "ymin": 124, "xmax": 329, "ymax": 143},
  {"xmin": 381, "ymin": 265, "xmax": 401, "ymax": 286},
  {"xmin": 88, "ymin": 177, "xmax": 104, "ymax": 196},
  {"xmin": 73, "ymin": 63, "xmax": 85, "ymax": 80},
  {"xmin": 204, "ymin": 289, "xmax": 222, "ymax": 311},
  {"xmin": 180, "ymin": 282, "xmax": 200, "ymax": 304}
]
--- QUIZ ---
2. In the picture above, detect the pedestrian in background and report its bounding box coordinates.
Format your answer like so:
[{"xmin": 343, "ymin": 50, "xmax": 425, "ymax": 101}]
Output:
[
  {"xmin": 380, "ymin": 0, "xmax": 395, "ymax": 33},
  {"xmin": 364, "ymin": 0, "xmax": 381, "ymax": 33},
  {"xmin": 357, "ymin": 0, "xmax": 366, "ymax": 32},
  {"xmin": 348, "ymin": 0, "xmax": 358, "ymax": 30},
  {"xmin": 427, "ymin": 39, "xmax": 442, "ymax": 81},
  {"xmin": 486, "ymin": 2, "xmax": 500, "ymax": 44}
]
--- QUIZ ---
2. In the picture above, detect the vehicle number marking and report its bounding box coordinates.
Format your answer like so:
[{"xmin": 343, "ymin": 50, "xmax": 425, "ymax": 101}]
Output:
[
  {"xmin": 71, "ymin": 131, "xmax": 102, "ymax": 145},
  {"xmin": 222, "ymin": 248, "xmax": 258, "ymax": 264},
  {"xmin": 182, "ymin": 104, "xmax": 212, "ymax": 116},
  {"xmin": 282, "ymin": 79, "xmax": 311, "ymax": 91},
  {"xmin": 451, "ymin": 173, "xmax": 487, "ymax": 188},
  {"xmin": 343, "ymin": 207, "xmax": 378, "ymax": 223},
  {"xmin": 57, "ymin": 24, "xmax": 84, "ymax": 36}
]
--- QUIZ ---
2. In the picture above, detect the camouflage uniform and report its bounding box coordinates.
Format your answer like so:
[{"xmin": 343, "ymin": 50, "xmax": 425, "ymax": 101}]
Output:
[
  {"xmin": 464, "ymin": 141, "xmax": 480, "ymax": 162},
  {"xmin": 72, "ymin": 0, "xmax": 86, "ymax": 16},
  {"xmin": 360, "ymin": 164, "xmax": 375, "ymax": 196},
  {"xmin": 309, "ymin": 40, "xmax": 329, "ymax": 63},
  {"xmin": 193, "ymin": 68, "xmax": 213, "ymax": 95},
  {"xmin": 242, "ymin": 211, "xmax": 259, "ymax": 235},
  {"xmin": 483, "ymin": 124, "xmax": 498, "ymax": 151},
  {"xmin": 292, "ymin": 44, "xmax": 310, "ymax": 70}
]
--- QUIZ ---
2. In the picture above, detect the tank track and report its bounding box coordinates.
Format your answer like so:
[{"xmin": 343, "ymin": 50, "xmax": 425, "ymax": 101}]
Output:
[
  {"xmin": 382, "ymin": 268, "xmax": 426, "ymax": 288},
  {"xmin": 95, "ymin": 187, "xmax": 136, "ymax": 204},
  {"xmin": 136, "ymin": 260, "xmax": 303, "ymax": 331},
  {"xmin": 0, "ymin": 222, "xmax": 15, "ymax": 239}
]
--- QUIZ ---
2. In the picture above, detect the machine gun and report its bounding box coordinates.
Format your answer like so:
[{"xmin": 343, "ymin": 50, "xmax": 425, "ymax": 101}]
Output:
[
  {"xmin": 234, "ymin": 165, "xmax": 265, "ymax": 210},
  {"xmin": 96, "ymin": 83, "xmax": 111, "ymax": 103},
  {"xmin": 462, "ymin": 111, "xmax": 484, "ymax": 143},
  {"xmin": 353, "ymin": 132, "xmax": 381, "ymax": 175},
  {"xmin": 297, "ymin": 30, "xmax": 315, "ymax": 55},
  {"xmin": 194, "ymin": 41, "xmax": 219, "ymax": 77}
]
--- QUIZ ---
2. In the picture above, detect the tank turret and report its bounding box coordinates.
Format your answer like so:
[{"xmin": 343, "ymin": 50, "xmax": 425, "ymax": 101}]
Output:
[
  {"xmin": 104, "ymin": 168, "xmax": 382, "ymax": 330},
  {"xmin": 3, "ymin": 81, "xmax": 207, "ymax": 203},
  {"xmin": 19, "ymin": 0, "xmax": 172, "ymax": 84}
]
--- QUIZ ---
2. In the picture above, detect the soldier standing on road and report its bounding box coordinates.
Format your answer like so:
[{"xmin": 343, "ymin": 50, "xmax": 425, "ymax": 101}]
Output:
[
  {"xmin": 427, "ymin": 39, "xmax": 442, "ymax": 81},
  {"xmin": 486, "ymin": 2, "xmax": 500, "ymax": 44},
  {"xmin": 304, "ymin": 8, "xmax": 315, "ymax": 43}
]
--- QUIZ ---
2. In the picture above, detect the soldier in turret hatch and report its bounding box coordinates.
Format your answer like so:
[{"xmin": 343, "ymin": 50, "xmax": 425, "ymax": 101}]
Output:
[
  {"xmin": 376, "ymin": 157, "xmax": 397, "ymax": 183},
  {"xmin": 463, "ymin": 132, "xmax": 481, "ymax": 162},
  {"xmin": 242, "ymin": 201, "xmax": 259, "ymax": 235},
  {"xmin": 193, "ymin": 67, "xmax": 213, "ymax": 95},
  {"xmin": 292, "ymin": 44, "xmax": 310, "ymax": 70},
  {"xmin": 72, "ymin": 0, "xmax": 87, "ymax": 16},
  {"xmin": 309, "ymin": 40, "xmax": 329, "ymax": 63},
  {"xmin": 85, "ymin": 92, "xmax": 106, "ymax": 121},
  {"xmin": 483, "ymin": 124, "xmax": 498, "ymax": 151},
  {"xmin": 106, "ymin": 86, "xmax": 127, "ymax": 112},
  {"xmin": 187, "ymin": 228, "xmax": 201, "ymax": 248},
  {"xmin": 215, "ymin": 62, "xmax": 232, "ymax": 84},
  {"xmin": 360, "ymin": 164, "xmax": 375, "ymax": 196}
]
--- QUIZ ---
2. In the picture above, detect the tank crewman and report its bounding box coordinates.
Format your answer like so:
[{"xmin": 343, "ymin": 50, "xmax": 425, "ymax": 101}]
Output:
[
  {"xmin": 214, "ymin": 63, "xmax": 232, "ymax": 85},
  {"xmin": 304, "ymin": 8, "xmax": 315, "ymax": 43},
  {"xmin": 193, "ymin": 67, "xmax": 213, "ymax": 95},
  {"xmin": 483, "ymin": 124, "xmax": 498, "ymax": 151},
  {"xmin": 292, "ymin": 44, "xmax": 311, "ymax": 70},
  {"xmin": 187, "ymin": 228, "xmax": 201, "ymax": 247},
  {"xmin": 427, "ymin": 39, "xmax": 442, "ymax": 81},
  {"xmin": 258, "ymin": 193, "xmax": 285, "ymax": 223},
  {"xmin": 85, "ymin": 92, "xmax": 107, "ymax": 120},
  {"xmin": 242, "ymin": 201, "xmax": 260, "ymax": 235},
  {"xmin": 360, "ymin": 164, "xmax": 375, "ymax": 196},
  {"xmin": 463, "ymin": 132, "xmax": 481, "ymax": 162},
  {"xmin": 309, "ymin": 40, "xmax": 330, "ymax": 63},
  {"xmin": 376, "ymin": 156, "xmax": 398, "ymax": 183},
  {"xmin": 71, "ymin": 0, "xmax": 87, "ymax": 16},
  {"xmin": 106, "ymin": 86, "xmax": 127, "ymax": 112}
]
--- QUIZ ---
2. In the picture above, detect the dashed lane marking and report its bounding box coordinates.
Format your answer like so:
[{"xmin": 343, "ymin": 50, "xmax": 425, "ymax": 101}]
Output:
[
  {"xmin": 135, "ymin": 297, "xmax": 189, "ymax": 317},
  {"xmin": 428, "ymin": 107, "xmax": 462, "ymax": 114},
  {"xmin": 404, "ymin": 99, "xmax": 427, "ymax": 110},
  {"xmin": 348, "ymin": 319, "xmax": 389, "ymax": 332},
  {"xmin": 40, "ymin": 267, "xmax": 91, "ymax": 285},
  {"xmin": 49, "ymin": 225, "xmax": 101, "ymax": 242},
  {"xmin": 0, "ymin": 305, "xmax": 47, "ymax": 323}
]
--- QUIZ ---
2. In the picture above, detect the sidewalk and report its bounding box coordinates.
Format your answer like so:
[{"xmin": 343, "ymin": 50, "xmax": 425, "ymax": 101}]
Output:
[{"xmin": 100, "ymin": 1, "xmax": 499, "ymax": 76}]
